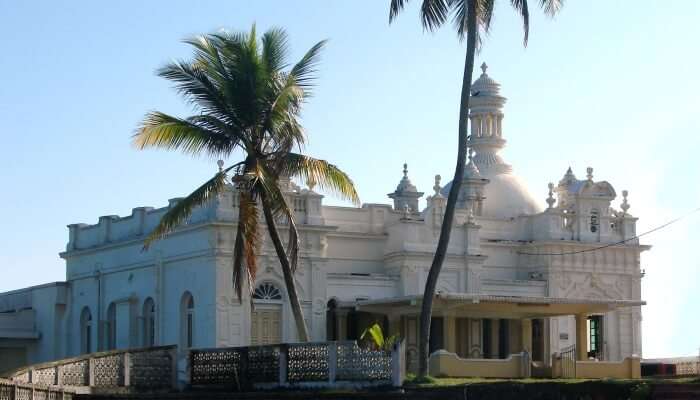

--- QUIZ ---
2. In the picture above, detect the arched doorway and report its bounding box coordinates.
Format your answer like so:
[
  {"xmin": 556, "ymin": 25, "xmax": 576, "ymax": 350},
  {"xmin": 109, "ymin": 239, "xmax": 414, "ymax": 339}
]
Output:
[{"xmin": 251, "ymin": 282, "xmax": 283, "ymax": 345}]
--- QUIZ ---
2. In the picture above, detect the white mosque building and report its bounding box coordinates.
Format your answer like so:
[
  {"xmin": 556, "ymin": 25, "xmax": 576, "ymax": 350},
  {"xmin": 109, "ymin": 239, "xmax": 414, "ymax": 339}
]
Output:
[{"xmin": 0, "ymin": 65, "xmax": 647, "ymax": 374}]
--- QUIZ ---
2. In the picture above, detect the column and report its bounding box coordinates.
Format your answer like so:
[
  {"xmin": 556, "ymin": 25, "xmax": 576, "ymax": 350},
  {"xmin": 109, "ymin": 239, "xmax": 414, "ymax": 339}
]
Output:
[
  {"xmin": 521, "ymin": 318, "xmax": 532, "ymax": 354},
  {"xmin": 336, "ymin": 310, "xmax": 348, "ymax": 341},
  {"xmin": 444, "ymin": 316, "xmax": 457, "ymax": 353},
  {"xmin": 387, "ymin": 314, "xmax": 401, "ymax": 337},
  {"xmin": 496, "ymin": 114, "xmax": 503, "ymax": 137},
  {"xmin": 470, "ymin": 116, "xmax": 477, "ymax": 137},
  {"xmin": 490, "ymin": 319, "xmax": 500, "ymax": 359},
  {"xmin": 575, "ymin": 314, "xmax": 588, "ymax": 361}
]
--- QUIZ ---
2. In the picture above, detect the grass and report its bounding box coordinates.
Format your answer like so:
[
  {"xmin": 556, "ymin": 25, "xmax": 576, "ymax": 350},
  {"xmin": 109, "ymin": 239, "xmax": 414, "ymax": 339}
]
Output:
[{"xmin": 403, "ymin": 375, "xmax": 700, "ymax": 388}]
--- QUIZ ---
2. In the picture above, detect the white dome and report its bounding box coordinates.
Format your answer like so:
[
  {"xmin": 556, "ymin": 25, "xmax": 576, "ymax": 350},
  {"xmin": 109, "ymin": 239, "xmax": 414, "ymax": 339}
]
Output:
[
  {"xmin": 441, "ymin": 168, "xmax": 542, "ymax": 219},
  {"xmin": 478, "ymin": 170, "xmax": 541, "ymax": 218}
]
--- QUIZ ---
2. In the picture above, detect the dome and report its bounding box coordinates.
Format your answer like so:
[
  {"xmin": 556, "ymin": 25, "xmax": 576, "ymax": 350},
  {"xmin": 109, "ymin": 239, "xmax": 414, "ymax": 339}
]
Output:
[
  {"xmin": 438, "ymin": 61, "xmax": 542, "ymax": 219},
  {"xmin": 441, "ymin": 168, "xmax": 542, "ymax": 219}
]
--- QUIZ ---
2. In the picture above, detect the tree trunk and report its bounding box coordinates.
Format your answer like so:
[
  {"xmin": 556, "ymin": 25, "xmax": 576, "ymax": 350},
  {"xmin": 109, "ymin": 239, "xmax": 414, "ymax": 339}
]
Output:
[
  {"xmin": 417, "ymin": 0, "xmax": 478, "ymax": 378},
  {"xmin": 260, "ymin": 191, "xmax": 311, "ymax": 342}
]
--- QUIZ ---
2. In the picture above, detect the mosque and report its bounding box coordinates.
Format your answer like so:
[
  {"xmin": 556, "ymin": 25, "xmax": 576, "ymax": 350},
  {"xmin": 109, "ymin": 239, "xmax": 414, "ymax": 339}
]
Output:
[{"xmin": 0, "ymin": 64, "xmax": 647, "ymax": 374}]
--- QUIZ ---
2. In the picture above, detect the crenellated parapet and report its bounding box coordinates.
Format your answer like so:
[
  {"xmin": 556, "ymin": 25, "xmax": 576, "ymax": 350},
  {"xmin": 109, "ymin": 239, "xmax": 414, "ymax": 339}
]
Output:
[{"xmin": 66, "ymin": 182, "xmax": 327, "ymax": 252}]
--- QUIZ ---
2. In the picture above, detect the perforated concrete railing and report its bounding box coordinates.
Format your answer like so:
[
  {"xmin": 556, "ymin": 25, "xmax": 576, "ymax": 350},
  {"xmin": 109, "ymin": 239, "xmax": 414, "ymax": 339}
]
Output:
[
  {"xmin": 188, "ymin": 340, "xmax": 405, "ymax": 389},
  {"xmin": 4, "ymin": 345, "xmax": 177, "ymax": 394},
  {"xmin": 0, "ymin": 378, "xmax": 74, "ymax": 400}
]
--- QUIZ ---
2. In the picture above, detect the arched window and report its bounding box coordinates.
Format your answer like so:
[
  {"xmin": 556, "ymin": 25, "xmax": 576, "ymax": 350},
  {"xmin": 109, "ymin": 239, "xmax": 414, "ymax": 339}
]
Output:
[
  {"xmin": 180, "ymin": 292, "xmax": 195, "ymax": 349},
  {"xmin": 253, "ymin": 282, "xmax": 283, "ymax": 301},
  {"xmin": 143, "ymin": 298, "xmax": 156, "ymax": 347},
  {"xmin": 80, "ymin": 307, "xmax": 93, "ymax": 354},
  {"xmin": 106, "ymin": 302, "xmax": 117, "ymax": 350},
  {"xmin": 590, "ymin": 209, "xmax": 600, "ymax": 233}
]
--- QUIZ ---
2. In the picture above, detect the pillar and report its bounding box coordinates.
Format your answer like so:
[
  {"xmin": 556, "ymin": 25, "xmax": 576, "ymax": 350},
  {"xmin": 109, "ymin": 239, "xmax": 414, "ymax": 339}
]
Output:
[
  {"xmin": 336, "ymin": 310, "xmax": 348, "ymax": 341},
  {"xmin": 575, "ymin": 314, "xmax": 588, "ymax": 361},
  {"xmin": 387, "ymin": 314, "xmax": 401, "ymax": 337},
  {"xmin": 521, "ymin": 318, "xmax": 532, "ymax": 354},
  {"xmin": 490, "ymin": 319, "xmax": 500, "ymax": 359},
  {"xmin": 444, "ymin": 316, "xmax": 457, "ymax": 353}
]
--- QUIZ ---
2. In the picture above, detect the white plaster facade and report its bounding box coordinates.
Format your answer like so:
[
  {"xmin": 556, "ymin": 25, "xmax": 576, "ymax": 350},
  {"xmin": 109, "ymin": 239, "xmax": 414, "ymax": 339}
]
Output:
[{"xmin": 0, "ymin": 64, "xmax": 647, "ymax": 374}]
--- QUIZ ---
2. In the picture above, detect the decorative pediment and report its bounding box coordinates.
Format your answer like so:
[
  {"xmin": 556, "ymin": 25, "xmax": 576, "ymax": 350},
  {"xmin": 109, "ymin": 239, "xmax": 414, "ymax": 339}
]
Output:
[
  {"xmin": 561, "ymin": 272, "xmax": 624, "ymax": 300},
  {"xmin": 578, "ymin": 181, "xmax": 616, "ymax": 199}
]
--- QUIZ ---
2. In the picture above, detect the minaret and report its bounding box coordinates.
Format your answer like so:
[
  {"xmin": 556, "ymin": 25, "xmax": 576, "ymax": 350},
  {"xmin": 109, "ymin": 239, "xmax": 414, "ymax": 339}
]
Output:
[
  {"xmin": 467, "ymin": 63, "xmax": 511, "ymax": 174},
  {"xmin": 388, "ymin": 163, "xmax": 423, "ymax": 212}
]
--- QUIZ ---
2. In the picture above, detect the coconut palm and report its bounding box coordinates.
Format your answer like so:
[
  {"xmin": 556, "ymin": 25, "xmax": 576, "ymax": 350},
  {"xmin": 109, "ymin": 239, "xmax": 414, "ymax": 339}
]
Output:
[
  {"xmin": 389, "ymin": 0, "xmax": 563, "ymax": 377},
  {"xmin": 133, "ymin": 25, "xmax": 359, "ymax": 342}
]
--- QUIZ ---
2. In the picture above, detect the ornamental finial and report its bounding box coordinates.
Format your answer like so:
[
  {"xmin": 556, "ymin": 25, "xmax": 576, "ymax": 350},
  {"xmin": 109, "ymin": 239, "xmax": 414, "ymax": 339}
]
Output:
[
  {"xmin": 403, "ymin": 163, "xmax": 408, "ymax": 178},
  {"xmin": 546, "ymin": 182, "xmax": 556, "ymax": 209},
  {"xmin": 480, "ymin": 62, "xmax": 488, "ymax": 74},
  {"xmin": 621, "ymin": 190, "xmax": 630, "ymax": 214},
  {"xmin": 433, "ymin": 174, "xmax": 442, "ymax": 196},
  {"xmin": 217, "ymin": 159, "xmax": 224, "ymax": 172},
  {"xmin": 586, "ymin": 167, "xmax": 594, "ymax": 182}
]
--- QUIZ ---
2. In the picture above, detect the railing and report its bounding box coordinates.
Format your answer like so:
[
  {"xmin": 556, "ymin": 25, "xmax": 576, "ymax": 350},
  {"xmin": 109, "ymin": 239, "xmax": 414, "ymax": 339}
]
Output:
[
  {"xmin": 0, "ymin": 377, "xmax": 74, "ymax": 400},
  {"xmin": 4, "ymin": 345, "xmax": 177, "ymax": 394},
  {"xmin": 560, "ymin": 344, "xmax": 577, "ymax": 378},
  {"xmin": 188, "ymin": 340, "xmax": 405, "ymax": 390}
]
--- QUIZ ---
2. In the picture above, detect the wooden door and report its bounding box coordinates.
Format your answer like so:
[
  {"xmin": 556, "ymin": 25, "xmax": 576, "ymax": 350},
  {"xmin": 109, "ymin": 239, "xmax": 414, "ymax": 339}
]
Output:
[{"xmin": 251, "ymin": 305, "xmax": 282, "ymax": 345}]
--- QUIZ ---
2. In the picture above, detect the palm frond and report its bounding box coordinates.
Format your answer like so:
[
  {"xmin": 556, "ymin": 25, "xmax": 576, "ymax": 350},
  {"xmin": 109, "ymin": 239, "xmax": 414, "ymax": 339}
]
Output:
[
  {"xmin": 289, "ymin": 40, "xmax": 327, "ymax": 94},
  {"xmin": 262, "ymin": 27, "xmax": 290, "ymax": 73},
  {"xmin": 511, "ymin": 0, "xmax": 531, "ymax": 45},
  {"xmin": 143, "ymin": 167, "xmax": 232, "ymax": 249},
  {"xmin": 133, "ymin": 111, "xmax": 240, "ymax": 158},
  {"xmin": 232, "ymin": 191, "xmax": 259, "ymax": 300},
  {"xmin": 389, "ymin": 0, "xmax": 409, "ymax": 22},
  {"xmin": 421, "ymin": 0, "xmax": 450, "ymax": 32},
  {"xmin": 278, "ymin": 153, "xmax": 360, "ymax": 205},
  {"xmin": 540, "ymin": 0, "xmax": 563, "ymax": 16}
]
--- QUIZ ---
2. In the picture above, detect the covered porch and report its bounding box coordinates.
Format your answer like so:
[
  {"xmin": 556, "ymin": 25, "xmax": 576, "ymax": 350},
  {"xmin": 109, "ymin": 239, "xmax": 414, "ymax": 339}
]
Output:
[{"xmin": 329, "ymin": 293, "xmax": 644, "ymax": 379}]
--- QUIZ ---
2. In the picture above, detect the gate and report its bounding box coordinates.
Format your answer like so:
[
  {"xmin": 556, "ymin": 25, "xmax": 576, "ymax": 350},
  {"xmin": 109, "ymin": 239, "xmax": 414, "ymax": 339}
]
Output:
[{"xmin": 560, "ymin": 344, "xmax": 577, "ymax": 378}]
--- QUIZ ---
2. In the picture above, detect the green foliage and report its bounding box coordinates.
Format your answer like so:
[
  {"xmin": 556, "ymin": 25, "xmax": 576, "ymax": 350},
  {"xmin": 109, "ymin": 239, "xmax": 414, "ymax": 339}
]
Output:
[
  {"xmin": 360, "ymin": 323, "xmax": 399, "ymax": 351},
  {"xmin": 133, "ymin": 24, "xmax": 359, "ymax": 305}
]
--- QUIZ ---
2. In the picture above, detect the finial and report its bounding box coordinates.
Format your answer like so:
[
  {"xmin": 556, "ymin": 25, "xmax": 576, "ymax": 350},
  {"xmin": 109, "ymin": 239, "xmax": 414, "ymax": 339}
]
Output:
[
  {"xmin": 621, "ymin": 190, "xmax": 630, "ymax": 214},
  {"xmin": 546, "ymin": 182, "xmax": 556, "ymax": 209},
  {"xmin": 403, "ymin": 163, "xmax": 408, "ymax": 178},
  {"xmin": 308, "ymin": 176, "xmax": 317, "ymax": 192},
  {"xmin": 586, "ymin": 167, "xmax": 593, "ymax": 181},
  {"xmin": 467, "ymin": 207, "xmax": 475, "ymax": 224},
  {"xmin": 433, "ymin": 174, "xmax": 442, "ymax": 196},
  {"xmin": 480, "ymin": 62, "xmax": 488, "ymax": 74},
  {"xmin": 217, "ymin": 159, "xmax": 224, "ymax": 172},
  {"xmin": 566, "ymin": 166, "xmax": 573, "ymax": 174}
]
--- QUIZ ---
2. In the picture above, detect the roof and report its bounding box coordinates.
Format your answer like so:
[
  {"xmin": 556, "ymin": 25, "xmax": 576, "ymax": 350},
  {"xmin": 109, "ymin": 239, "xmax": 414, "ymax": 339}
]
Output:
[{"xmin": 339, "ymin": 292, "xmax": 645, "ymax": 319}]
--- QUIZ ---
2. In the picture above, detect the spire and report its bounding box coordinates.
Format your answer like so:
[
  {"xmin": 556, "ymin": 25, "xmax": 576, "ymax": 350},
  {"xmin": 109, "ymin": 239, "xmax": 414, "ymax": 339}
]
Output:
[
  {"xmin": 388, "ymin": 163, "xmax": 423, "ymax": 212},
  {"xmin": 467, "ymin": 62, "xmax": 510, "ymax": 174}
]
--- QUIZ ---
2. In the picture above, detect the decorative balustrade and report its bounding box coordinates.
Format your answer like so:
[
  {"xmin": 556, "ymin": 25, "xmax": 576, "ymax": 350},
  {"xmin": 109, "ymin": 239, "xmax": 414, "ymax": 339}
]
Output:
[
  {"xmin": 0, "ymin": 378, "xmax": 74, "ymax": 400},
  {"xmin": 4, "ymin": 345, "xmax": 177, "ymax": 394},
  {"xmin": 189, "ymin": 340, "xmax": 405, "ymax": 390}
]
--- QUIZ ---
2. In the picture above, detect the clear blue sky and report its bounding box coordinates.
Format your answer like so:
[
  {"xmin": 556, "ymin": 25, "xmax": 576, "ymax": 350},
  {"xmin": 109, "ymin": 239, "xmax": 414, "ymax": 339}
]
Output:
[{"xmin": 1, "ymin": 1, "xmax": 698, "ymax": 358}]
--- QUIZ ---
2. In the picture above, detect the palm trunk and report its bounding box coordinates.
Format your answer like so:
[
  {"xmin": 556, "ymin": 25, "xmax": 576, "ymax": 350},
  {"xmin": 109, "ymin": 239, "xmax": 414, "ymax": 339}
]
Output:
[
  {"xmin": 417, "ymin": 0, "xmax": 478, "ymax": 378},
  {"xmin": 259, "ymin": 191, "xmax": 311, "ymax": 342}
]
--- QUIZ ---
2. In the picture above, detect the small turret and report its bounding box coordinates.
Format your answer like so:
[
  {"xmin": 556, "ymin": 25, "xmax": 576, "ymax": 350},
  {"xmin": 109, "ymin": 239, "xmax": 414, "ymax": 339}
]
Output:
[{"xmin": 388, "ymin": 163, "xmax": 423, "ymax": 212}]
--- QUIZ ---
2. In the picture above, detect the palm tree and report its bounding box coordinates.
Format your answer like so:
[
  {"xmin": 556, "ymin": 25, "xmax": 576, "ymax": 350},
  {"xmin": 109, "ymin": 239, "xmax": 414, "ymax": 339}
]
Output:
[
  {"xmin": 133, "ymin": 25, "xmax": 359, "ymax": 342},
  {"xmin": 389, "ymin": 0, "xmax": 563, "ymax": 378}
]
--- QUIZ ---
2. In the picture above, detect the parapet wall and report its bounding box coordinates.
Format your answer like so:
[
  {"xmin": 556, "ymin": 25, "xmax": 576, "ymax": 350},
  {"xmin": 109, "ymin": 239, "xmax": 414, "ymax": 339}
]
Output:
[{"xmin": 65, "ymin": 185, "xmax": 328, "ymax": 252}]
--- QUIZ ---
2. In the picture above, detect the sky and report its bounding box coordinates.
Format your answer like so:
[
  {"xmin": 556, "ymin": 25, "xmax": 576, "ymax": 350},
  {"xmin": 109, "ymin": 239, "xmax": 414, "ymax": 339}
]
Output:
[{"xmin": 0, "ymin": 1, "xmax": 698, "ymax": 358}]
